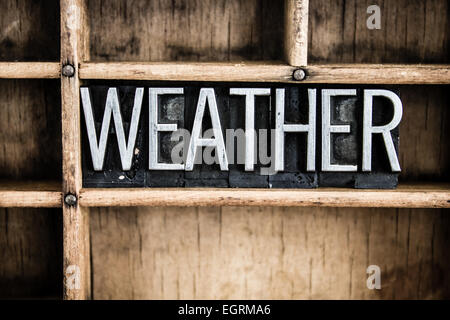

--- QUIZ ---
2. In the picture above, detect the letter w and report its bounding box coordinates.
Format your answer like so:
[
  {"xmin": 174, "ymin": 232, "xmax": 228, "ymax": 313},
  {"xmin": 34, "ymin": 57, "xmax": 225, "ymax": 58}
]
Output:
[{"xmin": 81, "ymin": 87, "xmax": 144, "ymax": 171}]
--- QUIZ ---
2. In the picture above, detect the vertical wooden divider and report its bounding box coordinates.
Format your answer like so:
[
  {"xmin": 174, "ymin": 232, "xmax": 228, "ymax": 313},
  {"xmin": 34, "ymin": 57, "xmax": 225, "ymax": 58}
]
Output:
[
  {"xmin": 285, "ymin": 0, "xmax": 309, "ymax": 66},
  {"xmin": 61, "ymin": 0, "xmax": 91, "ymax": 300}
]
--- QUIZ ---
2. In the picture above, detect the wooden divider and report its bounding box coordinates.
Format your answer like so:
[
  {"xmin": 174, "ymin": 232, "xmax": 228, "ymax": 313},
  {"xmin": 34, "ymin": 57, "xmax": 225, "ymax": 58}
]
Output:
[
  {"xmin": 0, "ymin": 62, "xmax": 60, "ymax": 79},
  {"xmin": 0, "ymin": 181, "xmax": 61, "ymax": 207},
  {"xmin": 60, "ymin": 0, "xmax": 90, "ymax": 300},
  {"xmin": 79, "ymin": 184, "xmax": 450, "ymax": 208},
  {"xmin": 79, "ymin": 62, "xmax": 450, "ymax": 84},
  {"xmin": 285, "ymin": 0, "xmax": 309, "ymax": 66}
]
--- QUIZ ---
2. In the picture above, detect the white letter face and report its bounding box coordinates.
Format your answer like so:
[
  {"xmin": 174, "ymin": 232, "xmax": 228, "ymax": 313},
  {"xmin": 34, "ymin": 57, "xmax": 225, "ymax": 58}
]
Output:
[
  {"xmin": 366, "ymin": 265, "xmax": 381, "ymax": 290},
  {"xmin": 321, "ymin": 89, "xmax": 358, "ymax": 172},
  {"xmin": 81, "ymin": 87, "xmax": 143, "ymax": 171},
  {"xmin": 275, "ymin": 88, "xmax": 316, "ymax": 172},
  {"xmin": 80, "ymin": 85, "xmax": 404, "ymax": 188},
  {"xmin": 363, "ymin": 90, "xmax": 402, "ymax": 172},
  {"xmin": 230, "ymin": 88, "xmax": 270, "ymax": 171},
  {"xmin": 185, "ymin": 88, "xmax": 228, "ymax": 171},
  {"xmin": 149, "ymin": 88, "xmax": 185, "ymax": 170}
]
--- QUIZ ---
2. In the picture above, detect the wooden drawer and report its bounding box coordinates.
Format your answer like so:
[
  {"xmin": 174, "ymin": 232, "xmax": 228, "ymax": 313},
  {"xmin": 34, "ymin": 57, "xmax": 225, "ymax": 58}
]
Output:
[{"xmin": 0, "ymin": 0, "xmax": 448, "ymax": 299}]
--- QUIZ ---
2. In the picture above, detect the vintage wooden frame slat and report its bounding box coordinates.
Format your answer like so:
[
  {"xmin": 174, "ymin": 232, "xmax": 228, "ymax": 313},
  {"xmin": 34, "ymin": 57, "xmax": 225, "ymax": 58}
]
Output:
[
  {"xmin": 0, "ymin": 191, "xmax": 61, "ymax": 207},
  {"xmin": 0, "ymin": 181, "xmax": 62, "ymax": 207},
  {"xmin": 1, "ymin": 61, "xmax": 448, "ymax": 84},
  {"xmin": 79, "ymin": 183, "xmax": 450, "ymax": 209},
  {"xmin": 79, "ymin": 62, "xmax": 450, "ymax": 84},
  {"xmin": 1, "ymin": 62, "xmax": 448, "ymax": 84},
  {"xmin": 285, "ymin": 0, "xmax": 309, "ymax": 66},
  {"xmin": 0, "ymin": 62, "xmax": 60, "ymax": 79},
  {"xmin": 60, "ymin": 0, "xmax": 90, "ymax": 300},
  {"xmin": 0, "ymin": 182, "xmax": 448, "ymax": 209}
]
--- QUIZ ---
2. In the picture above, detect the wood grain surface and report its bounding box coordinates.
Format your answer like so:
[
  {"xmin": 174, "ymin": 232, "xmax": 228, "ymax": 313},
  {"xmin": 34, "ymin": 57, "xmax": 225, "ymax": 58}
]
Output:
[
  {"xmin": 0, "ymin": 181, "xmax": 61, "ymax": 208},
  {"xmin": 308, "ymin": 0, "xmax": 449, "ymax": 63},
  {"xmin": 90, "ymin": 206, "xmax": 450, "ymax": 299},
  {"xmin": 0, "ymin": 80, "xmax": 61, "ymax": 180},
  {"xmin": 87, "ymin": 0, "xmax": 284, "ymax": 62},
  {"xmin": 79, "ymin": 62, "xmax": 450, "ymax": 84},
  {"xmin": 60, "ymin": 0, "xmax": 91, "ymax": 300},
  {"xmin": 0, "ymin": 207, "xmax": 62, "ymax": 299},
  {"xmin": 0, "ymin": 78, "xmax": 62, "ymax": 298},
  {"xmin": 0, "ymin": 0, "xmax": 60, "ymax": 61},
  {"xmin": 0, "ymin": 0, "xmax": 449, "ymax": 299},
  {"xmin": 285, "ymin": 0, "xmax": 309, "ymax": 66},
  {"xmin": 80, "ymin": 184, "xmax": 450, "ymax": 208},
  {"xmin": 86, "ymin": 0, "xmax": 449, "ymax": 64},
  {"xmin": 85, "ymin": 0, "xmax": 450, "ymax": 299},
  {"xmin": 0, "ymin": 62, "xmax": 60, "ymax": 79}
]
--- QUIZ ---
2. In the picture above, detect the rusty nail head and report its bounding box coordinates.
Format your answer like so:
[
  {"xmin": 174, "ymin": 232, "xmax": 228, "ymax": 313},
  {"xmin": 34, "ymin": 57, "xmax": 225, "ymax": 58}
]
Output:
[
  {"xmin": 64, "ymin": 193, "xmax": 77, "ymax": 206},
  {"xmin": 62, "ymin": 64, "xmax": 75, "ymax": 77},
  {"xmin": 293, "ymin": 68, "xmax": 306, "ymax": 81}
]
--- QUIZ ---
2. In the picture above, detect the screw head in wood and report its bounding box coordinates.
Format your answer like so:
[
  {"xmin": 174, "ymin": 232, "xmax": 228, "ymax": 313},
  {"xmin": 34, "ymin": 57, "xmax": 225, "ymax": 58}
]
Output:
[
  {"xmin": 62, "ymin": 64, "xmax": 75, "ymax": 77},
  {"xmin": 64, "ymin": 193, "xmax": 77, "ymax": 207},
  {"xmin": 293, "ymin": 68, "xmax": 306, "ymax": 81}
]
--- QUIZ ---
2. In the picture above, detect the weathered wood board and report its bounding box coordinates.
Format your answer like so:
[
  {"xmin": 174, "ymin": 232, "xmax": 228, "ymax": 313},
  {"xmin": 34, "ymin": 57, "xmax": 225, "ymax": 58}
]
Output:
[
  {"xmin": 85, "ymin": 0, "xmax": 449, "ymax": 299},
  {"xmin": 90, "ymin": 206, "xmax": 450, "ymax": 299},
  {"xmin": 0, "ymin": 208, "xmax": 62, "ymax": 299},
  {"xmin": 0, "ymin": 1, "xmax": 60, "ymax": 62},
  {"xmin": 0, "ymin": 79, "xmax": 62, "ymax": 299}
]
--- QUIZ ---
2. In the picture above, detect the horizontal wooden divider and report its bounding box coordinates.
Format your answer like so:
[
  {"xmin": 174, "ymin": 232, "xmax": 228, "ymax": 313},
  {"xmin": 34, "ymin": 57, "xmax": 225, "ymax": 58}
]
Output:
[
  {"xmin": 79, "ymin": 61, "xmax": 296, "ymax": 82},
  {"xmin": 305, "ymin": 64, "xmax": 450, "ymax": 84},
  {"xmin": 0, "ymin": 181, "xmax": 62, "ymax": 207},
  {"xmin": 79, "ymin": 62, "xmax": 450, "ymax": 84},
  {"xmin": 0, "ymin": 62, "xmax": 60, "ymax": 79},
  {"xmin": 1, "ymin": 62, "xmax": 447, "ymax": 83},
  {"xmin": 0, "ymin": 181, "xmax": 447, "ymax": 209},
  {"xmin": 79, "ymin": 183, "xmax": 450, "ymax": 208},
  {"xmin": 1, "ymin": 182, "xmax": 448, "ymax": 209}
]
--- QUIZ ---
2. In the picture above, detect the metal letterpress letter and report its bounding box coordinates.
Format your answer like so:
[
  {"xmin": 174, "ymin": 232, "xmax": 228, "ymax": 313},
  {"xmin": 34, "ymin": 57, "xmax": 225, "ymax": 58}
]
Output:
[
  {"xmin": 275, "ymin": 88, "xmax": 316, "ymax": 172},
  {"xmin": 81, "ymin": 87, "xmax": 143, "ymax": 171},
  {"xmin": 229, "ymin": 88, "xmax": 271, "ymax": 171},
  {"xmin": 321, "ymin": 89, "xmax": 358, "ymax": 172},
  {"xmin": 149, "ymin": 87, "xmax": 185, "ymax": 170},
  {"xmin": 363, "ymin": 89, "xmax": 402, "ymax": 172},
  {"xmin": 185, "ymin": 88, "xmax": 228, "ymax": 171}
]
